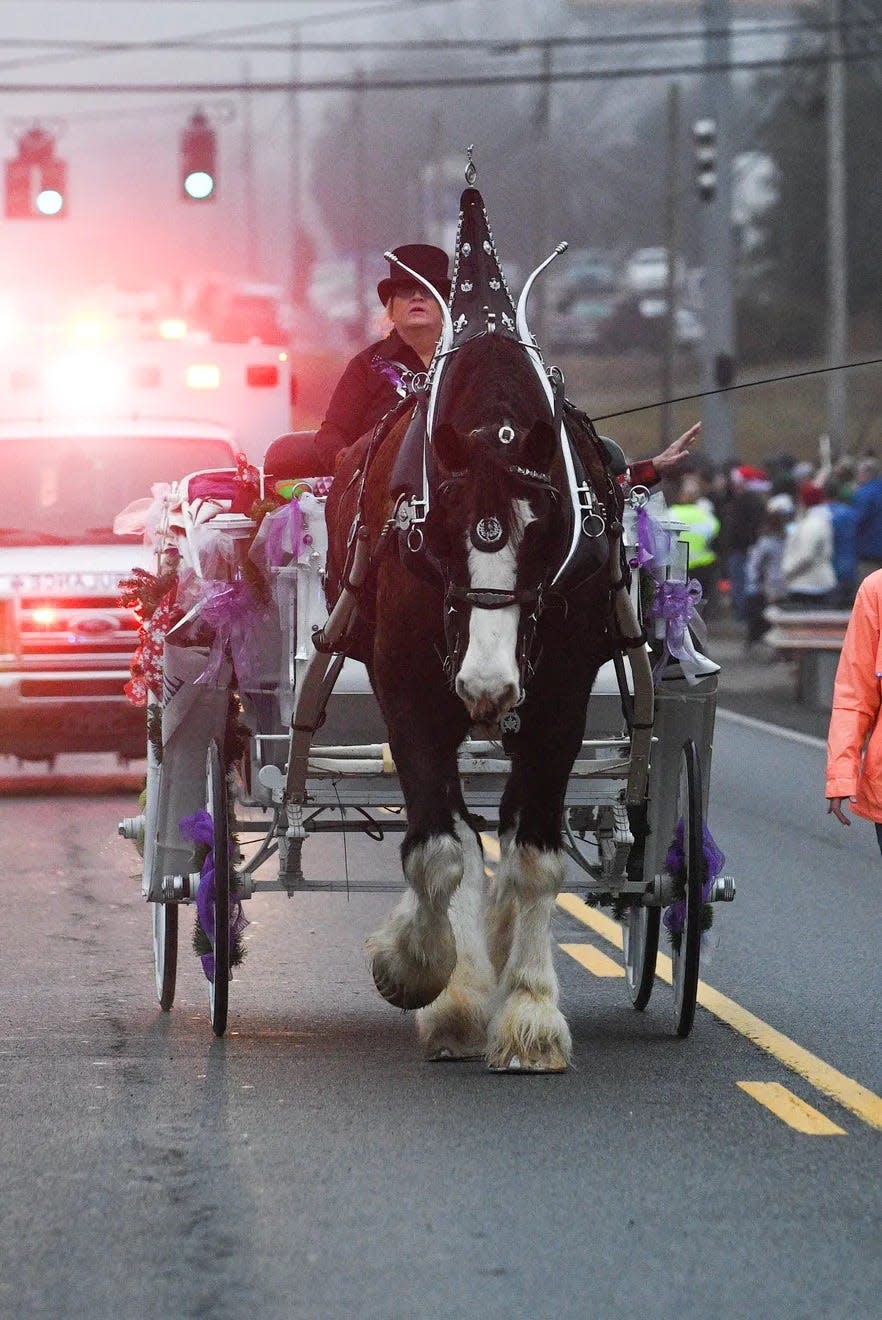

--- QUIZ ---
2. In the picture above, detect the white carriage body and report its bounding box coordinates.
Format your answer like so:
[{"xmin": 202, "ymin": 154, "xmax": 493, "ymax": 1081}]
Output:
[{"xmin": 135, "ymin": 470, "xmax": 718, "ymax": 906}]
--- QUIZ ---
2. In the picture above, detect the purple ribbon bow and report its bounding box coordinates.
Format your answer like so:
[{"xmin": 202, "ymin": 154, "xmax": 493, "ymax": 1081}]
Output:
[
  {"xmin": 179, "ymin": 809, "xmax": 246, "ymax": 981},
  {"xmin": 663, "ymin": 818, "xmax": 725, "ymax": 939},
  {"xmin": 195, "ymin": 579, "xmax": 266, "ymax": 688},
  {"xmin": 650, "ymin": 577, "xmax": 706, "ymax": 683}
]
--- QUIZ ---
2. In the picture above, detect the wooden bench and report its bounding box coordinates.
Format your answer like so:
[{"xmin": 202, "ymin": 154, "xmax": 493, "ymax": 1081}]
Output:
[{"xmin": 763, "ymin": 606, "xmax": 851, "ymax": 711}]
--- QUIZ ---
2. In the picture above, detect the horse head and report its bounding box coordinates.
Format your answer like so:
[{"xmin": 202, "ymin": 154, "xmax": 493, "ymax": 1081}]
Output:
[{"xmin": 424, "ymin": 337, "xmax": 569, "ymax": 725}]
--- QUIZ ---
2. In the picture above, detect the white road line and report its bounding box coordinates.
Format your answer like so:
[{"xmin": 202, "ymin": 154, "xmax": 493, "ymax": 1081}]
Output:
[{"xmin": 716, "ymin": 706, "xmax": 827, "ymax": 749}]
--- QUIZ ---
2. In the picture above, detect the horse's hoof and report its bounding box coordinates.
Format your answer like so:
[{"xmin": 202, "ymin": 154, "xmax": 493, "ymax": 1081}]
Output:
[
  {"xmin": 366, "ymin": 913, "xmax": 457, "ymax": 1012},
  {"xmin": 369, "ymin": 962, "xmax": 448, "ymax": 1011},
  {"xmin": 426, "ymin": 1046, "xmax": 483, "ymax": 1063},
  {"xmin": 485, "ymin": 990, "xmax": 572, "ymax": 1073},
  {"xmin": 487, "ymin": 1052, "xmax": 568, "ymax": 1074},
  {"xmin": 417, "ymin": 985, "xmax": 490, "ymax": 1061}
]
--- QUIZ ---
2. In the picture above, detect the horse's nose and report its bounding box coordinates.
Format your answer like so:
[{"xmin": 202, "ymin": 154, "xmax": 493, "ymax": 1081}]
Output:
[{"xmin": 455, "ymin": 676, "xmax": 520, "ymax": 723}]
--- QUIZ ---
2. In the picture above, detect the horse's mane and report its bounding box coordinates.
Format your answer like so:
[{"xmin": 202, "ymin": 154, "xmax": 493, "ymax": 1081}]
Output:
[{"xmin": 435, "ymin": 335, "xmax": 552, "ymax": 435}]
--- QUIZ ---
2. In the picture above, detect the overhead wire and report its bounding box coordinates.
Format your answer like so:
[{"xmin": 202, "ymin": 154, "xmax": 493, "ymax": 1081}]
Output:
[
  {"xmin": 0, "ymin": 15, "xmax": 880, "ymax": 61},
  {"xmin": 592, "ymin": 357, "xmax": 882, "ymax": 424},
  {"xmin": 3, "ymin": 43, "xmax": 882, "ymax": 96}
]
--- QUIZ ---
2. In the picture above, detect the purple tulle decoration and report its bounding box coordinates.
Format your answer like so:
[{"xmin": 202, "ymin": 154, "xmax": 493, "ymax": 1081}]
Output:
[
  {"xmin": 635, "ymin": 504, "xmax": 671, "ymax": 570},
  {"xmin": 265, "ymin": 499, "xmax": 304, "ymax": 567},
  {"xmin": 195, "ymin": 579, "xmax": 266, "ymax": 688},
  {"xmin": 662, "ymin": 818, "xmax": 725, "ymax": 939},
  {"xmin": 649, "ymin": 578, "xmax": 707, "ymax": 684},
  {"xmin": 179, "ymin": 808, "xmax": 247, "ymax": 982}
]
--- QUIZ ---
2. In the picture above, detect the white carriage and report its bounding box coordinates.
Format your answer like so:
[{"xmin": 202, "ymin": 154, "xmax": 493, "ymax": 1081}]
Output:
[{"xmin": 119, "ymin": 464, "xmax": 733, "ymax": 1039}]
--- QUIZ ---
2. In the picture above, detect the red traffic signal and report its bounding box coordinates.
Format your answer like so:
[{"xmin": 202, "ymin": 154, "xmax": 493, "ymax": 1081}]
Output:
[
  {"xmin": 180, "ymin": 111, "xmax": 217, "ymax": 202},
  {"xmin": 4, "ymin": 127, "xmax": 67, "ymax": 219}
]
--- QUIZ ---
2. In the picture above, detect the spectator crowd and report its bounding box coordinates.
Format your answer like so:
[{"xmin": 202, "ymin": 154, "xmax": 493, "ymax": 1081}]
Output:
[{"xmin": 660, "ymin": 448, "xmax": 882, "ymax": 650}]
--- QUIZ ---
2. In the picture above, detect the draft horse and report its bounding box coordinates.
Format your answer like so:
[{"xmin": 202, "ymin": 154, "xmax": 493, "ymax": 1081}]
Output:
[{"xmin": 327, "ymin": 332, "xmax": 620, "ymax": 1071}]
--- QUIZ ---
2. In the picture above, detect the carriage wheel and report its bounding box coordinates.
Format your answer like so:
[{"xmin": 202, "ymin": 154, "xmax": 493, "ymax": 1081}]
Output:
[
  {"xmin": 152, "ymin": 901, "xmax": 178, "ymax": 1011},
  {"xmin": 206, "ymin": 740, "xmax": 231, "ymax": 1038},
  {"xmin": 622, "ymin": 902, "xmax": 660, "ymax": 1010},
  {"xmin": 671, "ymin": 740, "xmax": 705, "ymax": 1039}
]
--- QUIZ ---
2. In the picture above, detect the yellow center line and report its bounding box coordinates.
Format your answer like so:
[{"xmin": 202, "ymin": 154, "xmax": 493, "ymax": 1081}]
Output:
[
  {"xmin": 560, "ymin": 943, "xmax": 625, "ymax": 978},
  {"xmin": 556, "ymin": 892, "xmax": 882, "ymax": 1131},
  {"xmin": 481, "ymin": 834, "xmax": 501, "ymax": 862},
  {"xmin": 737, "ymin": 1082, "xmax": 846, "ymax": 1136}
]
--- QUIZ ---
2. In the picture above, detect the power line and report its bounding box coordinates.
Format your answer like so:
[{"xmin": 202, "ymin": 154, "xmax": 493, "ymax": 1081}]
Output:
[
  {"xmin": 593, "ymin": 356, "xmax": 882, "ymax": 424},
  {"xmin": 0, "ymin": 0, "xmax": 459, "ymax": 74},
  {"xmin": 2, "ymin": 44, "xmax": 881, "ymax": 95},
  {"xmin": 0, "ymin": 15, "xmax": 879, "ymax": 58}
]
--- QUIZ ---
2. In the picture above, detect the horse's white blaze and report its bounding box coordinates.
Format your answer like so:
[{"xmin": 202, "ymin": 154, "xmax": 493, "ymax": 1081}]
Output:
[{"xmin": 455, "ymin": 498, "xmax": 533, "ymax": 719}]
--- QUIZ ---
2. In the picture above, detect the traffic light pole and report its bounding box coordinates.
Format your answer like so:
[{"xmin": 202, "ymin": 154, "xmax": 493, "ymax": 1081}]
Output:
[
  {"xmin": 699, "ymin": 0, "xmax": 737, "ymax": 468},
  {"xmin": 826, "ymin": 0, "xmax": 848, "ymax": 456}
]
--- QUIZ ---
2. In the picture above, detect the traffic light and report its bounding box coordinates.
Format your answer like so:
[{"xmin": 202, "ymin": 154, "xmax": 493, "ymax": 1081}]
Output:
[
  {"xmin": 180, "ymin": 111, "xmax": 217, "ymax": 202},
  {"xmin": 4, "ymin": 127, "xmax": 66, "ymax": 219},
  {"xmin": 692, "ymin": 118, "xmax": 717, "ymax": 203}
]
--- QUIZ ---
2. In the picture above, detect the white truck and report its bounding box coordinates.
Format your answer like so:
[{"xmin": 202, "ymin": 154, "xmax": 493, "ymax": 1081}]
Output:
[{"xmin": 0, "ymin": 338, "xmax": 293, "ymax": 762}]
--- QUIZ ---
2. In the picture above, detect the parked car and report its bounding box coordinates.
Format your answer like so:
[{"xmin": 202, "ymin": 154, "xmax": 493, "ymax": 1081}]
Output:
[
  {"xmin": 595, "ymin": 295, "xmax": 703, "ymax": 353},
  {"xmin": 546, "ymin": 292, "xmax": 618, "ymax": 351},
  {"xmin": 623, "ymin": 247, "xmax": 685, "ymax": 294}
]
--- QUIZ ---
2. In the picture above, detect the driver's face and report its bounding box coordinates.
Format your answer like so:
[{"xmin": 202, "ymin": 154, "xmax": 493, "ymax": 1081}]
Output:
[{"xmin": 390, "ymin": 285, "xmax": 442, "ymax": 338}]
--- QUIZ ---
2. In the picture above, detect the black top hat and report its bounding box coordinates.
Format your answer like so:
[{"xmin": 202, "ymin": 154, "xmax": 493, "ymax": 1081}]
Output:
[{"xmin": 377, "ymin": 244, "xmax": 452, "ymax": 305}]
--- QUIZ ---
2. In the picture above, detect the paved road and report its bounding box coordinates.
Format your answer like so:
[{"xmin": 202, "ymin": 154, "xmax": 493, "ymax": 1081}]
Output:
[{"xmin": 1, "ymin": 712, "xmax": 880, "ymax": 1320}]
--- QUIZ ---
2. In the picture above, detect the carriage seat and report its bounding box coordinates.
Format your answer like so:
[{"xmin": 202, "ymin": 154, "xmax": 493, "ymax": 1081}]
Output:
[
  {"xmin": 597, "ymin": 435, "xmax": 628, "ymax": 476},
  {"xmin": 264, "ymin": 430, "xmax": 335, "ymax": 480}
]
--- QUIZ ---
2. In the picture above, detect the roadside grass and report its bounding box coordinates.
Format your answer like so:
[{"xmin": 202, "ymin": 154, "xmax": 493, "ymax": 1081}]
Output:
[{"xmin": 557, "ymin": 350, "xmax": 882, "ymax": 466}]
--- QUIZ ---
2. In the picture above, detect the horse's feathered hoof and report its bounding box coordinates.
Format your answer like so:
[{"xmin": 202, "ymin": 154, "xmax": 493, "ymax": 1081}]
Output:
[
  {"xmin": 369, "ymin": 964, "xmax": 448, "ymax": 1012},
  {"xmin": 485, "ymin": 989, "xmax": 572, "ymax": 1073},
  {"xmin": 487, "ymin": 1053, "xmax": 568, "ymax": 1074},
  {"xmin": 366, "ymin": 909, "xmax": 457, "ymax": 1012},
  {"xmin": 427, "ymin": 1046, "xmax": 484, "ymax": 1063}
]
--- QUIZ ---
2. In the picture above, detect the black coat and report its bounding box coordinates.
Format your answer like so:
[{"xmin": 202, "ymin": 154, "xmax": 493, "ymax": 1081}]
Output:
[{"xmin": 264, "ymin": 330, "xmax": 426, "ymax": 479}]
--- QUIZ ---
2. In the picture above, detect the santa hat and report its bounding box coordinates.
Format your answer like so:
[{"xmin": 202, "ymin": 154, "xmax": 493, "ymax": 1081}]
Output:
[
  {"xmin": 799, "ymin": 481, "xmax": 826, "ymax": 508},
  {"xmin": 732, "ymin": 464, "xmax": 771, "ymax": 493}
]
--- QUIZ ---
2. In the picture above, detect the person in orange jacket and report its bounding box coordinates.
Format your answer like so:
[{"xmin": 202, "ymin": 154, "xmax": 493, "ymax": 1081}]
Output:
[{"xmin": 826, "ymin": 568, "xmax": 882, "ymax": 847}]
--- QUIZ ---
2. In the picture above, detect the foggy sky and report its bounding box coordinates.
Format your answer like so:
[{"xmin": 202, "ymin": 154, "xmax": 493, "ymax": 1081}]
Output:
[{"xmin": 0, "ymin": 1, "xmax": 808, "ymax": 305}]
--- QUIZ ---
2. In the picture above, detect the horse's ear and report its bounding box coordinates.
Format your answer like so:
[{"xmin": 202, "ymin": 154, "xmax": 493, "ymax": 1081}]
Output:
[
  {"xmin": 521, "ymin": 419, "xmax": 559, "ymax": 475},
  {"xmin": 432, "ymin": 422, "xmax": 470, "ymax": 473}
]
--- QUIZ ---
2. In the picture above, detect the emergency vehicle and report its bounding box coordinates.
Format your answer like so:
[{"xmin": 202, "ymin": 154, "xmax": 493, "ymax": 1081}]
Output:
[{"xmin": 0, "ymin": 331, "xmax": 293, "ymax": 762}]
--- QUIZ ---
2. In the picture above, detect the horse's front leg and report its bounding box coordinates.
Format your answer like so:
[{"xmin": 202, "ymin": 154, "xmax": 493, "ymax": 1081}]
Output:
[
  {"xmin": 486, "ymin": 650, "xmax": 601, "ymax": 1073},
  {"xmin": 365, "ymin": 700, "xmax": 471, "ymax": 1012},
  {"xmin": 486, "ymin": 828, "xmax": 571, "ymax": 1072},
  {"xmin": 415, "ymin": 813, "xmax": 496, "ymax": 1059}
]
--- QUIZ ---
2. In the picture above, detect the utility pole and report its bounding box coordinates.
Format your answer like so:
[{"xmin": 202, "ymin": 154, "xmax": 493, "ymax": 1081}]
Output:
[
  {"xmin": 288, "ymin": 28, "xmax": 302, "ymax": 304},
  {"xmin": 699, "ymin": 0, "xmax": 736, "ymax": 468},
  {"xmin": 241, "ymin": 60, "xmax": 258, "ymax": 278},
  {"xmin": 533, "ymin": 40, "xmax": 552, "ymax": 347},
  {"xmin": 351, "ymin": 70, "xmax": 368, "ymax": 341},
  {"xmin": 661, "ymin": 82, "xmax": 681, "ymax": 451},
  {"xmin": 826, "ymin": 0, "xmax": 848, "ymax": 455}
]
